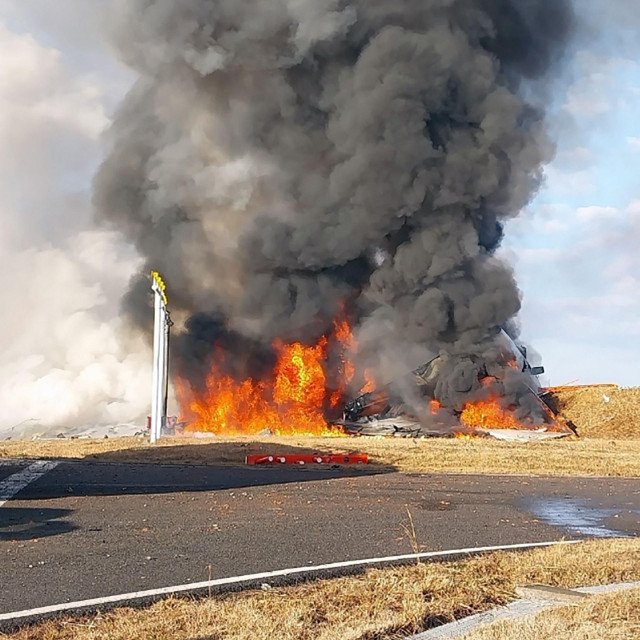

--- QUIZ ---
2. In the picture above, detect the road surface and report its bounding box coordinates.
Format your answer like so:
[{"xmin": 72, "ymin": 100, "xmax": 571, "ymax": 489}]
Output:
[{"xmin": 1, "ymin": 458, "xmax": 639, "ymax": 618}]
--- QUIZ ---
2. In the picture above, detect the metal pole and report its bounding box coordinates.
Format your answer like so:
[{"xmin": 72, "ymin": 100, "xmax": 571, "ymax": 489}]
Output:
[
  {"xmin": 150, "ymin": 271, "xmax": 170, "ymax": 444},
  {"xmin": 157, "ymin": 304, "xmax": 168, "ymax": 439},
  {"xmin": 163, "ymin": 311, "xmax": 171, "ymax": 419},
  {"xmin": 150, "ymin": 285, "xmax": 163, "ymax": 444}
]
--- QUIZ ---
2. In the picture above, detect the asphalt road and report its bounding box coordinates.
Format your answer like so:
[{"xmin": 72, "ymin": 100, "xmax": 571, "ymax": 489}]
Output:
[{"xmin": 1, "ymin": 458, "xmax": 640, "ymax": 617}]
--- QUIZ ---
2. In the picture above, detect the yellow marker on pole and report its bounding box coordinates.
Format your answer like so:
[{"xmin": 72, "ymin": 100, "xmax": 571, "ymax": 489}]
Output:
[{"xmin": 151, "ymin": 271, "xmax": 168, "ymax": 306}]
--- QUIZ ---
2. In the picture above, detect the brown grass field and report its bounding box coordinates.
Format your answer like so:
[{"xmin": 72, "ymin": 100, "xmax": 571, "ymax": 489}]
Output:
[
  {"xmin": 463, "ymin": 586, "xmax": 640, "ymax": 640},
  {"xmin": 2, "ymin": 539, "xmax": 639, "ymax": 640},
  {"xmin": 545, "ymin": 385, "xmax": 640, "ymax": 439},
  {"xmin": 2, "ymin": 434, "xmax": 640, "ymax": 477},
  {"xmin": 5, "ymin": 385, "xmax": 640, "ymax": 477},
  {"xmin": 3, "ymin": 386, "xmax": 639, "ymax": 477}
]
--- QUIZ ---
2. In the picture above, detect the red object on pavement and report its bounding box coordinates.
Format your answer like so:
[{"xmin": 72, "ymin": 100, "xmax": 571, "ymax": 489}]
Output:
[{"xmin": 246, "ymin": 453, "xmax": 368, "ymax": 466}]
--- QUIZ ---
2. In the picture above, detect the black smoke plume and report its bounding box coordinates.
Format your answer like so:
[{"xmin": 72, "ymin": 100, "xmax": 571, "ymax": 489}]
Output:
[{"xmin": 95, "ymin": 0, "xmax": 573, "ymax": 416}]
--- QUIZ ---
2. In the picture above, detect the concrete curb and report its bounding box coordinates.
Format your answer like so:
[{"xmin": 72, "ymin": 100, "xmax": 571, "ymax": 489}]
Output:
[{"xmin": 406, "ymin": 581, "xmax": 640, "ymax": 639}]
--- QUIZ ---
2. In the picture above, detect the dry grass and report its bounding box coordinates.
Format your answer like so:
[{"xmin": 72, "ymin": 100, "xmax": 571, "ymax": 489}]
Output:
[
  {"xmin": 2, "ymin": 434, "xmax": 640, "ymax": 477},
  {"xmin": 462, "ymin": 586, "xmax": 640, "ymax": 640},
  {"xmin": 3, "ymin": 539, "xmax": 639, "ymax": 640},
  {"xmin": 546, "ymin": 386, "xmax": 640, "ymax": 439}
]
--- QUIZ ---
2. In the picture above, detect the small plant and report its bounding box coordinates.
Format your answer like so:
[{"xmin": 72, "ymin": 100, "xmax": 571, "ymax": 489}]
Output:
[{"xmin": 401, "ymin": 505, "xmax": 422, "ymax": 563}]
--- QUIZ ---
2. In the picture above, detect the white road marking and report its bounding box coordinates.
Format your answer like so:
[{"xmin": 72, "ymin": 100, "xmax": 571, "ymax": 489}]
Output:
[
  {"xmin": 0, "ymin": 540, "xmax": 579, "ymax": 623},
  {"xmin": 0, "ymin": 460, "xmax": 59, "ymax": 507}
]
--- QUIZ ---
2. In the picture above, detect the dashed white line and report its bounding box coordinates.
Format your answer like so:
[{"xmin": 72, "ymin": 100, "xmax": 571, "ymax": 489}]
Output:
[
  {"xmin": 0, "ymin": 460, "xmax": 59, "ymax": 507},
  {"xmin": 0, "ymin": 540, "xmax": 579, "ymax": 623}
]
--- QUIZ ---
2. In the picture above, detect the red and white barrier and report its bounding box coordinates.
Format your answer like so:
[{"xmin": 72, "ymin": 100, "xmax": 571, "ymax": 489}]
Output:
[{"xmin": 246, "ymin": 453, "xmax": 368, "ymax": 465}]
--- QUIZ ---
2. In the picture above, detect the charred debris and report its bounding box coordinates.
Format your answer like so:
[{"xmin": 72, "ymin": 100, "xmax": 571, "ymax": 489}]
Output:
[{"xmin": 341, "ymin": 329, "xmax": 575, "ymax": 440}]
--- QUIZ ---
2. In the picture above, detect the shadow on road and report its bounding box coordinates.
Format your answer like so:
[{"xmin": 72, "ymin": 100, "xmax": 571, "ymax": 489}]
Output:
[
  {"xmin": 80, "ymin": 438, "xmax": 389, "ymax": 468},
  {"xmin": 0, "ymin": 507, "xmax": 77, "ymax": 541},
  {"xmin": 12, "ymin": 440, "xmax": 395, "ymax": 501}
]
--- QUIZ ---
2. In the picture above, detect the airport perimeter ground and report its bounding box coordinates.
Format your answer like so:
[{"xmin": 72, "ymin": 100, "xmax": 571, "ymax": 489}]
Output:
[
  {"xmin": 1, "ymin": 386, "xmax": 639, "ymax": 639},
  {"xmin": 3, "ymin": 434, "xmax": 640, "ymax": 478},
  {"xmin": 4, "ymin": 384, "xmax": 640, "ymax": 477}
]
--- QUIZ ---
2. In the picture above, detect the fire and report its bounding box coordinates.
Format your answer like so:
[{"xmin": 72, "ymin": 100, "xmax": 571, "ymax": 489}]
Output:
[
  {"xmin": 272, "ymin": 339, "xmax": 329, "ymax": 431},
  {"xmin": 331, "ymin": 313, "xmax": 376, "ymax": 397},
  {"xmin": 460, "ymin": 397, "xmax": 525, "ymax": 430},
  {"xmin": 176, "ymin": 312, "xmax": 362, "ymax": 436},
  {"xmin": 459, "ymin": 380, "xmax": 527, "ymax": 431},
  {"xmin": 430, "ymin": 399, "xmax": 443, "ymax": 415},
  {"xmin": 361, "ymin": 369, "xmax": 377, "ymax": 394},
  {"xmin": 453, "ymin": 431, "xmax": 483, "ymax": 440},
  {"xmin": 329, "ymin": 317, "xmax": 356, "ymax": 408}
]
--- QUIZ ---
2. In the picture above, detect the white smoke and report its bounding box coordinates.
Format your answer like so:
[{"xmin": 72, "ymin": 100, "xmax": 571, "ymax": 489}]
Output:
[{"xmin": 0, "ymin": 21, "xmax": 150, "ymax": 438}]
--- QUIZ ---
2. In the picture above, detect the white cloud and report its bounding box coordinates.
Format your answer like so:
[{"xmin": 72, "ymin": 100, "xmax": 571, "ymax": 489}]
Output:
[
  {"xmin": 543, "ymin": 165, "xmax": 596, "ymax": 196},
  {"xmin": 563, "ymin": 51, "xmax": 638, "ymax": 121},
  {"xmin": 554, "ymin": 145, "xmax": 594, "ymax": 170},
  {"xmin": 0, "ymin": 21, "xmax": 110, "ymax": 250},
  {"xmin": 503, "ymin": 202, "xmax": 576, "ymax": 243},
  {"xmin": 627, "ymin": 136, "xmax": 640, "ymax": 151},
  {"xmin": 575, "ymin": 205, "xmax": 619, "ymax": 222},
  {"xmin": 0, "ymin": 22, "xmax": 108, "ymax": 140},
  {"xmin": 513, "ymin": 199, "xmax": 640, "ymax": 385},
  {"xmin": 564, "ymin": 85, "xmax": 611, "ymax": 120},
  {"xmin": 0, "ymin": 1, "xmax": 109, "ymax": 58},
  {"xmin": 584, "ymin": 0, "xmax": 640, "ymax": 50}
]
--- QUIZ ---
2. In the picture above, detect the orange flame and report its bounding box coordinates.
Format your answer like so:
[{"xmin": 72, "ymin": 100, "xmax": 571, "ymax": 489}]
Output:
[
  {"xmin": 453, "ymin": 431, "xmax": 484, "ymax": 440},
  {"xmin": 272, "ymin": 339, "xmax": 329, "ymax": 431},
  {"xmin": 176, "ymin": 339, "xmax": 344, "ymax": 436},
  {"xmin": 457, "ymin": 374, "xmax": 570, "ymax": 434},
  {"xmin": 176, "ymin": 311, "xmax": 364, "ymax": 436},
  {"xmin": 331, "ymin": 313, "xmax": 377, "ymax": 397},
  {"xmin": 459, "ymin": 398, "xmax": 526, "ymax": 430},
  {"xmin": 329, "ymin": 317, "xmax": 356, "ymax": 408},
  {"xmin": 459, "ymin": 379, "xmax": 528, "ymax": 430},
  {"xmin": 360, "ymin": 369, "xmax": 377, "ymax": 394}
]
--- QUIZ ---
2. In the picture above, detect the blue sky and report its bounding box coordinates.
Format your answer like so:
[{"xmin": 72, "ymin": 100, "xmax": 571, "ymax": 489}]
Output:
[
  {"xmin": 501, "ymin": 28, "xmax": 640, "ymax": 386},
  {"xmin": 0, "ymin": 0, "xmax": 637, "ymax": 435}
]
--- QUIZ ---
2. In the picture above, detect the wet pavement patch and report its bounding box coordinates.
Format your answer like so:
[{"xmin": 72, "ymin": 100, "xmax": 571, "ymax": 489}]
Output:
[{"xmin": 525, "ymin": 497, "xmax": 640, "ymax": 538}]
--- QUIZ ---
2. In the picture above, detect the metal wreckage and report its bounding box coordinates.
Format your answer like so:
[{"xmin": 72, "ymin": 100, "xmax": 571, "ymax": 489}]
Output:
[{"xmin": 340, "ymin": 329, "xmax": 575, "ymax": 441}]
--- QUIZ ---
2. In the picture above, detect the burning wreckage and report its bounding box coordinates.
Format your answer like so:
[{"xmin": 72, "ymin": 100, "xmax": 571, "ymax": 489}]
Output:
[
  {"xmin": 341, "ymin": 330, "xmax": 574, "ymax": 441},
  {"xmin": 168, "ymin": 316, "xmax": 574, "ymax": 441},
  {"xmin": 94, "ymin": 1, "xmax": 578, "ymax": 443}
]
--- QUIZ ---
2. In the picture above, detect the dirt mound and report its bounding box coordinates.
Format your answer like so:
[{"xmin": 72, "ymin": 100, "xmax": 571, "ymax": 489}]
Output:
[{"xmin": 544, "ymin": 386, "xmax": 640, "ymax": 439}]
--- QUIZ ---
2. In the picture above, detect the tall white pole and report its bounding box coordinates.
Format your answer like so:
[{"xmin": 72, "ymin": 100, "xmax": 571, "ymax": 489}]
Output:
[
  {"xmin": 157, "ymin": 304, "xmax": 169, "ymax": 441},
  {"xmin": 162, "ymin": 307, "xmax": 170, "ymax": 419},
  {"xmin": 150, "ymin": 284, "xmax": 164, "ymax": 444},
  {"xmin": 150, "ymin": 271, "xmax": 170, "ymax": 444}
]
